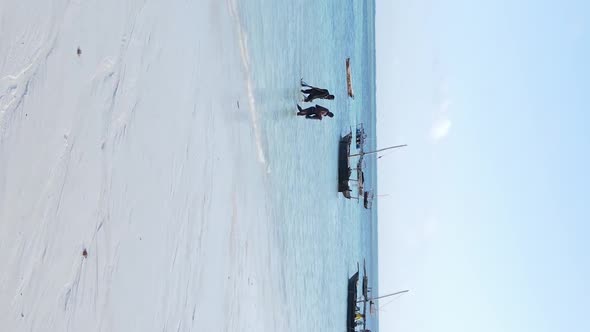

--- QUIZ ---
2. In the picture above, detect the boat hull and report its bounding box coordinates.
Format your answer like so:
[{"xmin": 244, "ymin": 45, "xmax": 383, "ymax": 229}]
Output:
[
  {"xmin": 347, "ymin": 270, "xmax": 360, "ymax": 332},
  {"xmin": 338, "ymin": 133, "xmax": 353, "ymax": 197}
]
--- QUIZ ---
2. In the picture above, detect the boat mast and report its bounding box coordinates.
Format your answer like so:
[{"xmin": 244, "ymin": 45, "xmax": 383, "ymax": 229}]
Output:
[
  {"xmin": 349, "ymin": 144, "xmax": 407, "ymax": 158},
  {"xmin": 358, "ymin": 289, "xmax": 409, "ymax": 303}
]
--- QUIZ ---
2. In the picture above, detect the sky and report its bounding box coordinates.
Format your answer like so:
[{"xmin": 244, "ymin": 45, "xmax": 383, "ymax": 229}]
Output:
[{"xmin": 376, "ymin": 1, "xmax": 590, "ymax": 331}]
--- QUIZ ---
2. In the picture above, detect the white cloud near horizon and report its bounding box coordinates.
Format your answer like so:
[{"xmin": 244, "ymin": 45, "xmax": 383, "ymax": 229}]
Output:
[
  {"xmin": 430, "ymin": 75, "xmax": 453, "ymax": 143},
  {"xmin": 430, "ymin": 97, "xmax": 452, "ymax": 142},
  {"xmin": 431, "ymin": 117, "xmax": 452, "ymax": 141}
]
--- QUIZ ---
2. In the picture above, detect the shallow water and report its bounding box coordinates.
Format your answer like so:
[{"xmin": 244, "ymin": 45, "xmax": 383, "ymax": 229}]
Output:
[{"xmin": 236, "ymin": 1, "xmax": 378, "ymax": 330}]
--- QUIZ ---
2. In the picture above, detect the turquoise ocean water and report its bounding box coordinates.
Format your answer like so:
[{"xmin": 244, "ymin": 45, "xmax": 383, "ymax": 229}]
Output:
[{"xmin": 238, "ymin": 1, "xmax": 378, "ymax": 331}]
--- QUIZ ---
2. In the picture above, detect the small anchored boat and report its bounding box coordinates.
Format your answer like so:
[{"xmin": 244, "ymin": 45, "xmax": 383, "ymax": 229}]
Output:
[
  {"xmin": 346, "ymin": 58, "xmax": 354, "ymax": 99},
  {"xmin": 346, "ymin": 264, "xmax": 360, "ymax": 332},
  {"xmin": 338, "ymin": 132, "xmax": 353, "ymax": 198}
]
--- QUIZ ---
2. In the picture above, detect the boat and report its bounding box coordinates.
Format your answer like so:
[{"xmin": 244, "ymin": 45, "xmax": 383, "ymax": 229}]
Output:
[
  {"xmin": 344, "ymin": 261, "xmax": 411, "ymax": 331},
  {"xmin": 339, "ymin": 129, "xmax": 365, "ymax": 200},
  {"xmin": 346, "ymin": 58, "xmax": 354, "ymax": 98},
  {"xmin": 349, "ymin": 144, "xmax": 408, "ymax": 195},
  {"xmin": 340, "ymin": 124, "xmax": 407, "ymax": 201},
  {"xmin": 355, "ymin": 157, "xmax": 365, "ymax": 198},
  {"xmin": 359, "ymin": 289, "xmax": 410, "ymax": 319},
  {"xmin": 338, "ymin": 132, "xmax": 353, "ymax": 198},
  {"xmin": 355, "ymin": 259, "xmax": 410, "ymax": 328},
  {"xmin": 356, "ymin": 124, "xmax": 366, "ymax": 150},
  {"xmin": 363, "ymin": 191, "xmax": 373, "ymax": 209},
  {"xmin": 362, "ymin": 261, "xmax": 369, "ymax": 301},
  {"xmin": 360, "ymin": 260, "xmax": 369, "ymax": 331},
  {"xmin": 354, "ymin": 125, "xmax": 366, "ymax": 200},
  {"xmin": 346, "ymin": 265, "xmax": 360, "ymax": 332}
]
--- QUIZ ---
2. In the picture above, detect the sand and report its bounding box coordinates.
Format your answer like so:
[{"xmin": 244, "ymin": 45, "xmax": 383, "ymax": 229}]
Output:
[{"xmin": 0, "ymin": 0, "xmax": 283, "ymax": 330}]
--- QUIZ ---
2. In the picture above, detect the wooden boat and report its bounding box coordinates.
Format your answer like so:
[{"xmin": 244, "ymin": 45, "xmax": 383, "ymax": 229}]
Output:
[
  {"xmin": 346, "ymin": 58, "xmax": 354, "ymax": 98},
  {"xmin": 356, "ymin": 157, "xmax": 365, "ymax": 198},
  {"xmin": 346, "ymin": 265, "xmax": 360, "ymax": 332},
  {"xmin": 338, "ymin": 132, "xmax": 353, "ymax": 198},
  {"xmin": 363, "ymin": 191, "xmax": 373, "ymax": 209}
]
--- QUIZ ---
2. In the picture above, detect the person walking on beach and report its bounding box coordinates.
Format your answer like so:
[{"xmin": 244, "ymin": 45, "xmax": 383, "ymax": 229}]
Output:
[
  {"xmin": 296, "ymin": 104, "xmax": 334, "ymax": 120},
  {"xmin": 301, "ymin": 79, "xmax": 335, "ymax": 102}
]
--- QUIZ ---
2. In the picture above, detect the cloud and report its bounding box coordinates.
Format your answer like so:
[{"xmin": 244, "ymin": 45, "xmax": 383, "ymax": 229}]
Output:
[
  {"xmin": 430, "ymin": 92, "xmax": 452, "ymax": 142},
  {"xmin": 431, "ymin": 117, "xmax": 452, "ymax": 141}
]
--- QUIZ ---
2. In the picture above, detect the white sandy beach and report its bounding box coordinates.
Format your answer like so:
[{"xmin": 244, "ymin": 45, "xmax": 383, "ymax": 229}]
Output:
[{"xmin": 0, "ymin": 0, "xmax": 284, "ymax": 331}]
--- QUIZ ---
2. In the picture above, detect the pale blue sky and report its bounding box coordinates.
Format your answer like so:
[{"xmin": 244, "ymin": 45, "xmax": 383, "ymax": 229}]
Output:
[{"xmin": 376, "ymin": 1, "xmax": 590, "ymax": 331}]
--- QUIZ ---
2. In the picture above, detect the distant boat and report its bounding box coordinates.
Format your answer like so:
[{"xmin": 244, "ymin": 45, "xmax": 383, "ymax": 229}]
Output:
[
  {"xmin": 346, "ymin": 58, "xmax": 354, "ymax": 99},
  {"xmin": 338, "ymin": 138, "xmax": 366, "ymax": 200},
  {"xmin": 349, "ymin": 157, "xmax": 365, "ymax": 198},
  {"xmin": 362, "ymin": 259, "xmax": 369, "ymax": 303},
  {"xmin": 338, "ymin": 132, "xmax": 353, "ymax": 198},
  {"xmin": 352, "ymin": 124, "xmax": 366, "ymax": 199},
  {"xmin": 339, "ymin": 127, "xmax": 407, "ymax": 200},
  {"xmin": 363, "ymin": 191, "xmax": 373, "ymax": 209},
  {"xmin": 356, "ymin": 124, "xmax": 367, "ymax": 150},
  {"xmin": 360, "ymin": 260, "xmax": 370, "ymax": 331},
  {"xmin": 339, "ymin": 126, "xmax": 366, "ymax": 200},
  {"xmin": 361, "ymin": 289, "xmax": 410, "ymax": 318},
  {"xmin": 347, "ymin": 264, "xmax": 360, "ymax": 332},
  {"xmin": 347, "ymin": 260, "xmax": 407, "ymax": 330}
]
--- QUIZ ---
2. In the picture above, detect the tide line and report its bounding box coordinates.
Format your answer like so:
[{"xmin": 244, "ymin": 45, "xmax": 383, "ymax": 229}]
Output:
[{"xmin": 227, "ymin": 0, "xmax": 268, "ymax": 168}]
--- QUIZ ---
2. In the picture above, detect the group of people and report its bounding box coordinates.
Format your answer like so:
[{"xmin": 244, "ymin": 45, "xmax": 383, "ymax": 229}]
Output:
[{"xmin": 297, "ymin": 79, "xmax": 334, "ymax": 120}]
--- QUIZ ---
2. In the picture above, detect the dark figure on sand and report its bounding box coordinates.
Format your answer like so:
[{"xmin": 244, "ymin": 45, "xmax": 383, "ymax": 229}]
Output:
[
  {"xmin": 301, "ymin": 79, "xmax": 335, "ymax": 102},
  {"xmin": 297, "ymin": 104, "xmax": 334, "ymax": 120}
]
